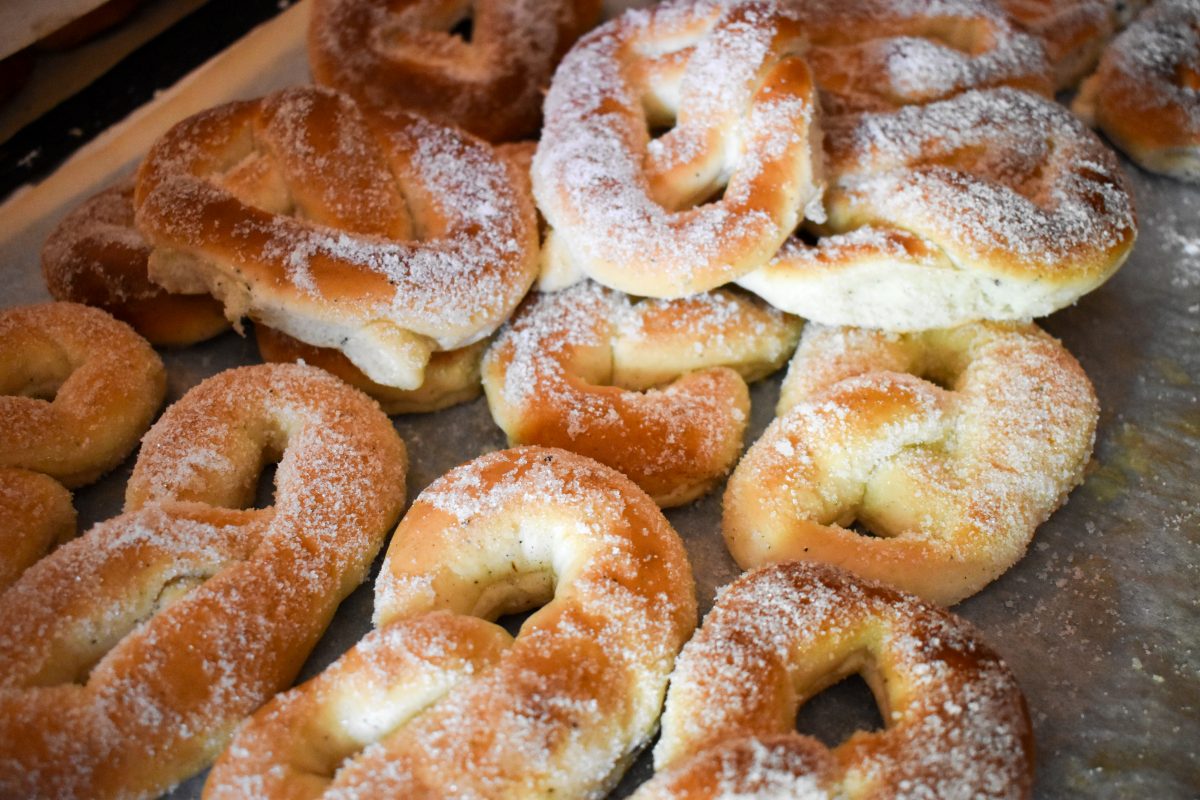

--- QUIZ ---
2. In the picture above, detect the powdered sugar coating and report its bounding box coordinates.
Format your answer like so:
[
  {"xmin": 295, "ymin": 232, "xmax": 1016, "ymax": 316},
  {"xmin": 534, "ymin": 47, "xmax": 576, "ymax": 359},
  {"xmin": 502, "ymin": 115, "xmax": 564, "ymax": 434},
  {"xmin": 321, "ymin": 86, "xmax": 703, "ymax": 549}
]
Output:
[
  {"xmin": 1073, "ymin": 0, "xmax": 1200, "ymax": 181},
  {"xmin": 481, "ymin": 282, "xmax": 799, "ymax": 506},
  {"xmin": 533, "ymin": 0, "xmax": 823, "ymax": 297},
  {"xmin": 739, "ymin": 88, "xmax": 1137, "ymax": 329},
  {"xmin": 309, "ymin": 0, "xmax": 600, "ymax": 141},
  {"xmin": 135, "ymin": 86, "xmax": 539, "ymax": 388},
  {"xmin": 725, "ymin": 321, "xmax": 1099, "ymax": 605},
  {"xmin": 0, "ymin": 363, "xmax": 407, "ymax": 799},
  {"xmin": 208, "ymin": 447, "xmax": 696, "ymax": 798},
  {"xmin": 791, "ymin": 0, "xmax": 1053, "ymax": 114},
  {"xmin": 638, "ymin": 562, "xmax": 1034, "ymax": 800}
]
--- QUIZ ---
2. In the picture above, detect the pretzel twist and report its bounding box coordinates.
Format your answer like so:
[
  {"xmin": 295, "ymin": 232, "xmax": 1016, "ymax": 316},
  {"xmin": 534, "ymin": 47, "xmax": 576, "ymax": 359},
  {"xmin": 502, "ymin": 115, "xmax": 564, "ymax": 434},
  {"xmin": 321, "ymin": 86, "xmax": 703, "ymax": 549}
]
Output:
[
  {"xmin": 996, "ymin": 0, "xmax": 1123, "ymax": 88},
  {"xmin": 738, "ymin": 88, "xmax": 1137, "ymax": 330},
  {"xmin": 482, "ymin": 282, "xmax": 801, "ymax": 507},
  {"xmin": 309, "ymin": 0, "xmax": 601, "ymax": 141},
  {"xmin": 135, "ymin": 85, "xmax": 539, "ymax": 390},
  {"xmin": 1074, "ymin": 0, "xmax": 1200, "ymax": 183},
  {"xmin": 205, "ymin": 447, "xmax": 698, "ymax": 798},
  {"xmin": 724, "ymin": 321, "xmax": 1098, "ymax": 605},
  {"xmin": 0, "ymin": 364, "xmax": 407, "ymax": 799},
  {"xmin": 634, "ymin": 562, "xmax": 1034, "ymax": 799},
  {"xmin": 533, "ymin": 0, "xmax": 824, "ymax": 298},
  {"xmin": 42, "ymin": 179, "xmax": 229, "ymax": 347},
  {"xmin": 0, "ymin": 303, "xmax": 164, "ymax": 590},
  {"xmin": 793, "ymin": 0, "xmax": 1053, "ymax": 114}
]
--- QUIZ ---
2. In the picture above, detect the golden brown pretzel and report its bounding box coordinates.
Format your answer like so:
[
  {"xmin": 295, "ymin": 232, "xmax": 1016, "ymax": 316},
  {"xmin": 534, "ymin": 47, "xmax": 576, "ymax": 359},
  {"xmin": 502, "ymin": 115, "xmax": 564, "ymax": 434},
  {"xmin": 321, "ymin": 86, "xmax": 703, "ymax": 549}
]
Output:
[
  {"xmin": 205, "ymin": 446, "xmax": 697, "ymax": 798},
  {"xmin": 724, "ymin": 321, "xmax": 1098, "ymax": 605},
  {"xmin": 793, "ymin": 0, "xmax": 1054, "ymax": 114},
  {"xmin": 42, "ymin": 179, "xmax": 229, "ymax": 347},
  {"xmin": 1074, "ymin": 0, "xmax": 1200, "ymax": 183},
  {"xmin": 737, "ymin": 88, "xmax": 1137, "ymax": 330},
  {"xmin": 0, "ymin": 303, "xmax": 164, "ymax": 590},
  {"xmin": 634, "ymin": 562, "xmax": 1034, "ymax": 800},
  {"xmin": 532, "ymin": 0, "xmax": 824, "ymax": 298},
  {"xmin": 0, "ymin": 363, "xmax": 407, "ymax": 799},
  {"xmin": 996, "ymin": 0, "xmax": 1121, "ymax": 88},
  {"xmin": 135, "ymin": 85, "xmax": 539, "ymax": 390},
  {"xmin": 308, "ymin": 0, "xmax": 601, "ymax": 141},
  {"xmin": 254, "ymin": 323, "xmax": 487, "ymax": 414},
  {"xmin": 482, "ymin": 282, "xmax": 801, "ymax": 507}
]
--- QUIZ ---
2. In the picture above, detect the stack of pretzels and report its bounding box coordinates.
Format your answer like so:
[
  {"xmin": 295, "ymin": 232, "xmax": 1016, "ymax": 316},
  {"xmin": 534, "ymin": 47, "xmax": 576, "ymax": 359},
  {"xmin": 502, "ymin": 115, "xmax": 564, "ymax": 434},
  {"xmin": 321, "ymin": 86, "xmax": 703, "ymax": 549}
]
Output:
[{"xmin": 3, "ymin": 0, "xmax": 1183, "ymax": 796}]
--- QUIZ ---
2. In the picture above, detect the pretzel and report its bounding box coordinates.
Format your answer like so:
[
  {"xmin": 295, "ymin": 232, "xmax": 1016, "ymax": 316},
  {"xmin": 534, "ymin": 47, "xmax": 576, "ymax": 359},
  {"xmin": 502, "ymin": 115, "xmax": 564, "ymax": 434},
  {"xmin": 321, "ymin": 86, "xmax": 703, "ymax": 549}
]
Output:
[
  {"xmin": 254, "ymin": 323, "xmax": 487, "ymax": 414},
  {"xmin": 634, "ymin": 561, "xmax": 1034, "ymax": 800},
  {"xmin": 794, "ymin": 0, "xmax": 1053, "ymax": 115},
  {"xmin": 737, "ymin": 88, "xmax": 1137, "ymax": 331},
  {"xmin": 0, "ymin": 303, "xmax": 164, "ymax": 589},
  {"xmin": 482, "ymin": 283, "xmax": 801, "ymax": 507},
  {"xmin": 1074, "ymin": 0, "xmax": 1200, "ymax": 183},
  {"xmin": 0, "ymin": 363, "xmax": 407, "ymax": 799},
  {"xmin": 995, "ymin": 0, "xmax": 1122, "ymax": 88},
  {"xmin": 135, "ymin": 85, "xmax": 539, "ymax": 390},
  {"xmin": 308, "ymin": 0, "xmax": 601, "ymax": 142},
  {"xmin": 205, "ymin": 446, "xmax": 697, "ymax": 798},
  {"xmin": 724, "ymin": 321, "xmax": 1098, "ymax": 605},
  {"xmin": 532, "ymin": 0, "xmax": 824, "ymax": 299},
  {"xmin": 42, "ymin": 179, "xmax": 229, "ymax": 347}
]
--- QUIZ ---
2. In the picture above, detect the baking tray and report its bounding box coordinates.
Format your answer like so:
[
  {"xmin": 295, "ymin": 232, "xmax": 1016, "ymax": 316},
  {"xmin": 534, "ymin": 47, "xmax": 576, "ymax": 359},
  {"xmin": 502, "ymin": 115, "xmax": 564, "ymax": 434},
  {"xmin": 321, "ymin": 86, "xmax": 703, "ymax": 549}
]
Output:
[{"xmin": 0, "ymin": 2, "xmax": 1197, "ymax": 796}]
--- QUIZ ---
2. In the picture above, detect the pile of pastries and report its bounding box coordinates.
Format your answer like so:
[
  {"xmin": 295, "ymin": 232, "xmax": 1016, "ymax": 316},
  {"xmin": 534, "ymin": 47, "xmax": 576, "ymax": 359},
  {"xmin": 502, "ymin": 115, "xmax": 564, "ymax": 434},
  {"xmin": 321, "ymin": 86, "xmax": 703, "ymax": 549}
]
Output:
[{"xmin": 3, "ymin": 0, "xmax": 1196, "ymax": 796}]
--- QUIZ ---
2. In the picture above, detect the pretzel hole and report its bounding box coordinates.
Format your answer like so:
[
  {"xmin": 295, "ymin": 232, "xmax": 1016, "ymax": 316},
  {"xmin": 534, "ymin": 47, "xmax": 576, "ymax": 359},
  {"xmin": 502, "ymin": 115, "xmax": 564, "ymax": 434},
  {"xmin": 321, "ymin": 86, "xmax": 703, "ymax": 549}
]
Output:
[
  {"xmin": 794, "ymin": 672, "xmax": 885, "ymax": 747},
  {"xmin": 448, "ymin": 11, "xmax": 473, "ymax": 43}
]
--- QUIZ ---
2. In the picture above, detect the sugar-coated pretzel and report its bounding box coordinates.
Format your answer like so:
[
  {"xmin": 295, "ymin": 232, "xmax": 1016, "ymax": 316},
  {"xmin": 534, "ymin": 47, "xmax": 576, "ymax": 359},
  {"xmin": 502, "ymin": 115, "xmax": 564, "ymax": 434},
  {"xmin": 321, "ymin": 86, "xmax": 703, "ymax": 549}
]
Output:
[
  {"xmin": 0, "ymin": 303, "xmax": 164, "ymax": 589},
  {"xmin": 309, "ymin": 0, "xmax": 601, "ymax": 142},
  {"xmin": 42, "ymin": 179, "xmax": 229, "ymax": 347},
  {"xmin": 634, "ymin": 562, "xmax": 1034, "ymax": 800},
  {"xmin": 724, "ymin": 321, "xmax": 1098, "ymax": 605},
  {"xmin": 793, "ymin": 0, "xmax": 1053, "ymax": 115},
  {"xmin": 1074, "ymin": 0, "xmax": 1200, "ymax": 183},
  {"xmin": 136, "ymin": 85, "xmax": 539, "ymax": 390},
  {"xmin": 482, "ymin": 282, "xmax": 802, "ymax": 507},
  {"xmin": 0, "ymin": 363, "xmax": 407, "ymax": 799},
  {"xmin": 738, "ymin": 88, "xmax": 1137, "ymax": 331},
  {"xmin": 254, "ymin": 324, "xmax": 487, "ymax": 415},
  {"xmin": 533, "ymin": 0, "xmax": 824, "ymax": 299},
  {"xmin": 996, "ymin": 0, "xmax": 1122, "ymax": 88},
  {"xmin": 205, "ymin": 446, "xmax": 697, "ymax": 798}
]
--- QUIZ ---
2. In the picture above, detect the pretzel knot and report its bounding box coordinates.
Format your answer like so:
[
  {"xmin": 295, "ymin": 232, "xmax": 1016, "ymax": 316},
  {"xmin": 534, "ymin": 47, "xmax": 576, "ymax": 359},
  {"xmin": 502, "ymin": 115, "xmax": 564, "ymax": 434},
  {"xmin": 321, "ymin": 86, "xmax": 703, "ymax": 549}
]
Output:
[
  {"xmin": 533, "ymin": 0, "xmax": 824, "ymax": 299},
  {"xmin": 724, "ymin": 321, "xmax": 1098, "ymax": 606},
  {"xmin": 0, "ymin": 364, "xmax": 407, "ymax": 799},
  {"xmin": 738, "ymin": 87, "xmax": 1138, "ymax": 330},
  {"xmin": 206, "ymin": 447, "xmax": 698, "ymax": 798},
  {"xmin": 309, "ymin": 0, "xmax": 602, "ymax": 142},
  {"xmin": 794, "ymin": 0, "xmax": 1053, "ymax": 115},
  {"xmin": 1073, "ymin": 0, "xmax": 1200, "ymax": 183},
  {"xmin": 482, "ymin": 282, "xmax": 801, "ymax": 507},
  {"xmin": 135, "ymin": 85, "xmax": 539, "ymax": 391},
  {"xmin": 633, "ymin": 562, "xmax": 1034, "ymax": 799},
  {"xmin": 0, "ymin": 303, "xmax": 165, "ymax": 590}
]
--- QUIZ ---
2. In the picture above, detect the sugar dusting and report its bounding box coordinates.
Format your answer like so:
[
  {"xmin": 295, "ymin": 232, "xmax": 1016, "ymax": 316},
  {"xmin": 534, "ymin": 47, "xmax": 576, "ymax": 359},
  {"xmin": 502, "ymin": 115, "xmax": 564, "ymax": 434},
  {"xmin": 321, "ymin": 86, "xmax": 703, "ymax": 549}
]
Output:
[
  {"xmin": 0, "ymin": 364, "xmax": 404, "ymax": 798},
  {"xmin": 825, "ymin": 87, "xmax": 1136, "ymax": 267},
  {"xmin": 654, "ymin": 562, "xmax": 1032, "ymax": 799}
]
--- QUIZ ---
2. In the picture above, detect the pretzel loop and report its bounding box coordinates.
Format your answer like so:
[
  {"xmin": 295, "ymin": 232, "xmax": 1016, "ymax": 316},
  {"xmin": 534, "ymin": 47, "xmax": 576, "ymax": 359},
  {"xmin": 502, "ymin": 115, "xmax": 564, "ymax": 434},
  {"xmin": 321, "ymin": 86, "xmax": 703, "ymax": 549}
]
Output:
[
  {"xmin": 136, "ymin": 86, "xmax": 539, "ymax": 390},
  {"xmin": 724, "ymin": 321, "xmax": 1098, "ymax": 605},
  {"xmin": 634, "ymin": 562, "xmax": 1034, "ymax": 799},
  {"xmin": 0, "ymin": 364, "xmax": 407, "ymax": 799},
  {"xmin": 206, "ymin": 447, "xmax": 697, "ymax": 798},
  {"xmin": 534, "ymin": 0, "xmax": 824, "ymax": 298},
  {"xmin": 0, "ymin": 303, "xmax": 164, "ymax": 590}
]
